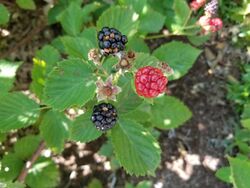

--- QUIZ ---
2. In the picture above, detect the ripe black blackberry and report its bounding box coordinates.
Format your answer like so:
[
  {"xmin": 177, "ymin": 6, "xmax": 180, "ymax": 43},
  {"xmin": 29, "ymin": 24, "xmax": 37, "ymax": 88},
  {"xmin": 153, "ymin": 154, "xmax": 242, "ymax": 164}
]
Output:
[
  {"xmin": 91, "ymin": 103, "xmax": 118, "ymax": 131},
  {"xmin": 98, "ymin": 27, "xmax": 128, "ymax": 56}
]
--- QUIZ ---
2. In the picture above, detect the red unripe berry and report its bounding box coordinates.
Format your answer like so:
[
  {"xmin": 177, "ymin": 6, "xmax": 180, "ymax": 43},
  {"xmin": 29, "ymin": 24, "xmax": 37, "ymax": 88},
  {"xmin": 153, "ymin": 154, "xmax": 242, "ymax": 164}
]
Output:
[
  {"xmin": 190, "ymin": 0, "xmax": 206, "ymax": 11},
  {"xmin": 209, "ymin": 18, "xmax": 223, "ymax": 32},
  {"xmin": 135, "ymin": 66, "xmax": 168, "ymax": 98}
]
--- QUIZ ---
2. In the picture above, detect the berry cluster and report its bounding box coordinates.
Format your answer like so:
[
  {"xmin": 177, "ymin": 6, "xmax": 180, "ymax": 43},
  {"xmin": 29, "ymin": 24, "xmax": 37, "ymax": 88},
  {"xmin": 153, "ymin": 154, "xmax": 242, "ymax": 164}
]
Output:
[
  {"xmin": 192, "ymin": 0, "xmax": 223, "ymax": 33},
  {"xmin": 98, "ymin": 27, "xmax": 128, "ymax": 56},
  {"xmin": 135, "ymin": 66, "xmax": 168, "ymax": 98},
  {"xmin": 91, "ymin": 103, "xmax": 118, "ymax": 131}
]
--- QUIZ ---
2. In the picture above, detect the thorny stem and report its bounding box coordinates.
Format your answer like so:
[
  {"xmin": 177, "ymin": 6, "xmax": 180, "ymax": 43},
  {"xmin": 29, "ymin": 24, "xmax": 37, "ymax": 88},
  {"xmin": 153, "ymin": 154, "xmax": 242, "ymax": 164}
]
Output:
[{"xmin": 16, "ymin": 141, "xmax": 46, "ymax": 183}]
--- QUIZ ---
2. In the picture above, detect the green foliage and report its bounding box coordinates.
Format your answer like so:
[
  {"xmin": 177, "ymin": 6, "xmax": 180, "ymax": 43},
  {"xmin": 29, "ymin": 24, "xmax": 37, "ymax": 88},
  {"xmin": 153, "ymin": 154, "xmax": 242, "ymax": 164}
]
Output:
[
  {"xmin": 153, "ymin": 41, "xmax": 201, "ymax": 80},
  {"xmin": 139, "ymin": 6, "xmax": 165, "ymax": 33},
  {"xmin": 151, "ymin": 96, "xmax": 192, "ymax": 129},
  {"xmin": 58, "ymin": 2, "xmax": 83, "ymax": 36},
  {"xmin": 0, "ymin": 93, "xmax": 40, "ymax": 132},
  {"xmin": 229, "ymin": 157, "xmax": 250, "ymax": 188},
  {"xmin": 0, "ymin": 153, "xmax": 24, "ymax": 181},
  {"xmin": 0, "ymin": 181, "xmax": 25, "ymax": 188},
  {"xmin": 87, "ymin": 178, "xmax": 103, "ymax": 188},
  {"xmin": 40, "ymin": 110, "xmax": 71, "ymax": 152},
  {"xmin": 30, "ymin": 45, "xmax": 60, "ymax": 98},
  {"xmin": 97, "ymin": 6, "xmax": 139, "ymax": 37},
  {"xmin": 16, "ymin": 0, "xmax": 36, "ymax": 10},
  {"xmin": 165, "ymin": 0, "xmax": 191, "ymax": 34},
  {"xmin": 70, "ymin": 112, "xmax": 102, "ymax": 142},
  {"xmin": 26, "ymin": 157, "xmax": 59, "ymax": 188},
  {"xmin": 215, "ymin": 167, "xmax": 232, "ymax": 183},
  {"xmin": 0, "ymin": 0, "xmax": 209, "ymax": 182},
  {"xmin": 60, "ymin": 36, "xmax": 95, "ymax": 59},
  {"xmin": 14, "ymin": 135, "xmax": 41, "ymax": 160},
  {"xmin": 0, "ymin": 4, "xmax": 10, "ymax": 25},
  {"xmin": 111, "ymin": 118, "xmax": 161, "ymax": 175},
  {"xmin": 43, "ymin": 59, "xmax": 96, "ymax": 110},
  {"xmin": 0, "ymin": 60, "xmax": 21, "ymax": 98}
]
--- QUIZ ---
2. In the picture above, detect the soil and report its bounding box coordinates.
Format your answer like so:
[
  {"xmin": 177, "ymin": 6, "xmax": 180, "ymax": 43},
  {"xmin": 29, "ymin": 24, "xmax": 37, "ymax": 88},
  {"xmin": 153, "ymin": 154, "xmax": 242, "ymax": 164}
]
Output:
[{"xmin": 1, "ymin": 2, "xmax": 247, "ymax": 188}]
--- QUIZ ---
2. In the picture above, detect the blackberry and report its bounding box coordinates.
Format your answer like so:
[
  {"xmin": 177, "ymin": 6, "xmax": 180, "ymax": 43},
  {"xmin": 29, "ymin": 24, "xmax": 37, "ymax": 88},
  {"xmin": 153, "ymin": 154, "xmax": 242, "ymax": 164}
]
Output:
[
  {"xmin": 97, "ymin": 26, "xmax": 128, "ymax": 55},
  {"xmin": 91, "ymin": 103, "xmax": 118, "ymax": 131}
]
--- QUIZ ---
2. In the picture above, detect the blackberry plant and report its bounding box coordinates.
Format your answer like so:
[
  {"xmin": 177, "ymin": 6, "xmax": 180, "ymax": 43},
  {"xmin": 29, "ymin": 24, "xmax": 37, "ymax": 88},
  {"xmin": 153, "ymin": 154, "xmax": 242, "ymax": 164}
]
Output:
[{"xmin": 0, "ymin": 0, "xmax": 225, "ymax": 187}]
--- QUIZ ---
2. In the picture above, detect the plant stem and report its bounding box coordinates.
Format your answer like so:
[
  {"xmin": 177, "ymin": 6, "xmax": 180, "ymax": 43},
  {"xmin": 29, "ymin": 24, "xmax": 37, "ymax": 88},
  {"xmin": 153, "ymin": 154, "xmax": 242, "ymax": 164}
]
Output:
[
  {"xmin": 183, "ymin": 10, "xmax": 193, "ymax": 28},
  {"xmin": 16, "ymin": 141, "xmax": 46, "ymax": 183}
]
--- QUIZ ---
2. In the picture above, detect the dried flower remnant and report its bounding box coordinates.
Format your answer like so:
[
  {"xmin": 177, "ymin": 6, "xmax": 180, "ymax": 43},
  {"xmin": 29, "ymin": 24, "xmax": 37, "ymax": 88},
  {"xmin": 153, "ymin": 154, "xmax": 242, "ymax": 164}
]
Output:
[
  {"xmin": 88, "ymin": 48, "xmax": 101, "ymax": 65},
  {"xmin": 96, "ymin": 75, "xmax": 121, "ymax": 101}
]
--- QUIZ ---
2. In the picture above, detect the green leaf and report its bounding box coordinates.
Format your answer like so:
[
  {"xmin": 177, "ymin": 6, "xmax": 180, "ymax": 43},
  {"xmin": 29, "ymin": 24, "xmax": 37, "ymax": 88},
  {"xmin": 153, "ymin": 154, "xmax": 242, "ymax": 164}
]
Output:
[
  {"xmin": 215, "ymin": 167, "xmax": 232, "ymax": 183},
  {"xmin": 61, "ymin": 36, "xmax": 95, "ymax": 59},
  {"xmin": 151, "ymin": 96, "xmax": 192, "ymax": 129},
  {"xmin": 165, "ymin": 0, "xmax": 190, "ymax": 33},
  {"xmin": 16, "ymin": 0, "xmax": 36, "ymax": 10},
  {"xmin": 14, "ymin": 135, "xmax": 41, "ymax": 160},
  {"xmin": 30, "ymin": 45, "xmax": 60, "ymax": 98},
  {"xmin": 117, "ymin": 74, "xmax": 143, "ymax": 114},
  {"xmin": 40, "ymin": 110, "xmax": 71, "ymax": 152},
  {"xmin": 133, "ymin": 53, "xmax": 158, "ymax": 69},
  {"xmin": 0, "ymin": 60, "xmax": 21, "ymax": 98},
  {"xmin": 58, "ymin": 2, "xmax": 83, "ymax": 36},
  {"xmin": 111, "ymin": 118, "xmax": 161, "ymax": 175},
  {"xmin": 139, "ymin": 7, "xmax": 165, "ymax": 33},
  {"xmin": 36, "ymin": 45, "xmax": 61, "ymax": 74},
  {"xmin": 118, "ymin": 0, "xmax": 147, "ymax": 14},
  {"xmin": 153, "ymin": 41, "xmax": 201, "ymax": 80},
  {"xmin": 229, "ymin": 157, "xmax": 250, "ymax": 188},
  {"xmin": 122, "ymin": 102, "xmax": 151, "ymax": 123},
  {"xmin": 43, "ymin": 59, "xmax": 96, "ymax": 110},
  {"xmin": 126, "ymin": 37, "xmax": 149, "ymax": 53},
  {"xmin": 98, "ymin": 141, "xmax": 113, "ymax": 158},
  {"xmin": 0, "ymin": 4, "xmax": 10, "ymax": 25},
  {"xmin": 82, "ymin": 2, "xmax": 102, "ymax": 24},
  {"xmin": 87, "ymin": 178, "xmax": 103, "ymax": 188},
  {"xmin": 136, "ymin": 181, "xmax": 153, "ymax": 188},
  {"xmin": 0, "ymin": 93, "xmax": 40, "ymax": 132},
  {"xmin": 97, "ymin": 6, "xmax": 139, "ymax": 38},
  {"xmin": 80, "ymin": 27, "xmax": 98, "ymax": 47},
  {"xmin": 188, "ymin": 34, "xmax": 211, "ymax": 46},
  {"xmin": 26, "ymin": 157, "xmax": 59, "ymax": 188},
  {"xmin": 0, "ymin": 181, "xmax": 25, "ymax": 188},
  {"xmin": 241, "ymin": 103, "xmax": 250, "ymax": 129},
  {"xmin": 70, "ymin": 112, "xmax": 102, "ymax": 143},
  {"xmin": 0, "ymin": 153, "xmax": 23, "ymax": 181}
]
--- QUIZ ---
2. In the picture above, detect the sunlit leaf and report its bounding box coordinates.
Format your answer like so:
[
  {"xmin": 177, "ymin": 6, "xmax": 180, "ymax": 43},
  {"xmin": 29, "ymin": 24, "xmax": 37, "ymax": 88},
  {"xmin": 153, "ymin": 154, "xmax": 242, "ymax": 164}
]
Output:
[
  {"xmin": 0, "ymin": 153, "xmax": 23, "ymax": 181},
  {"xmin": 97, "ymin": 6, "xmax": 139, "ymax": 38},
  {"xmin": 40, "ymin": 110, "xmax": 71, "ymax": 152},
  {"xmin": 43, "ymin": 59, "xmax": 96, "ymax": 110},
  {"xmin": 26, "ymin": 157, "xmax": 59, "ymax": 188},
  {"xmin": 229, "ymin": 157, "xmax": 250, "ymax": 188},
  {"xmin": 111, "ymin": 118, "xmax": 161, "ymax": 175},
  {"xmin": 58, "ymin": 2, "xmax": 83, "ymax": 36},
  {"xmin": 0, "ymin": 93, "xmax": 39, "ymax": 132},
  {"xmin": 151, "ymin": 96, "xmax": 192, "ymax": 129},
  {"xmin": 153, "ymin": 41, "xmax": 201, "ymax": 80},
  {"xmin": 70, "ymin": 112, "xmax": 102, "ymax": 143}
]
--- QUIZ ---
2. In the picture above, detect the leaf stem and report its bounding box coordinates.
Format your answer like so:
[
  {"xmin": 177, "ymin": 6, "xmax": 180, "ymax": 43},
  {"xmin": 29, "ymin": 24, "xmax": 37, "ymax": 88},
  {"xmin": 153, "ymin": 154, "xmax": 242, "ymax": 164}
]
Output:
[
  {"xmin": 16, "ymin": 140, "xmax": 46, "ymax": 183},
  {"xmin": 183, "ymin": 10, "xmax": 193, "ymax": 28}
]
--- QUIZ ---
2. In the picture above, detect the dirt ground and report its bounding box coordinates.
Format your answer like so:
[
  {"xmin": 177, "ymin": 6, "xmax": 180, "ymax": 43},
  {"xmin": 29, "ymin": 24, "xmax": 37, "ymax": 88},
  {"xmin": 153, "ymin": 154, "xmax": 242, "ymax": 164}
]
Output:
[{"xmin": 1, "ymin": 3, "xmax": 247, "ymax": 188}]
